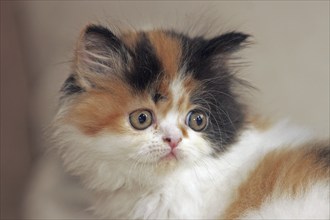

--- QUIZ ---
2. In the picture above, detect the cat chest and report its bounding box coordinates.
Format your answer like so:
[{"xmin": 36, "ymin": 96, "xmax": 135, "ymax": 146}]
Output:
[{"xmin": 96, "ymin": 186, "xmax": 208, "ymax": 219}]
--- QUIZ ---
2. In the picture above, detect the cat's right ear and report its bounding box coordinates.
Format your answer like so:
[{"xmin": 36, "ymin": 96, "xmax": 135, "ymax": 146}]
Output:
[{"xmin": 73, "ymin": 25, "xmax": 130, "ymax": 85}]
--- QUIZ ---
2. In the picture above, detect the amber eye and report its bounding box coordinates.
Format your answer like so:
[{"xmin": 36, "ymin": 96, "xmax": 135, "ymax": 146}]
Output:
[
  {"xmin": 186, "ymin": 110, "xmax": 208, "ymax": 131},
  {"xmin": 129, "ymin": 110, "xmax": 153, "ymax": 130}
]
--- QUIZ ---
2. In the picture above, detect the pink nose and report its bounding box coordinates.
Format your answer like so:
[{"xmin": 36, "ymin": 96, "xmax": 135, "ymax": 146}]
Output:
[{"xmin": 163, "ymin": 137, "xmax": 182, "ymax": 149}]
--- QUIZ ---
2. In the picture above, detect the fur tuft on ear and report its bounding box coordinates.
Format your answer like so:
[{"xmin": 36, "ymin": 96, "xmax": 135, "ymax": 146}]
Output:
[
  {"xmin": 203, "ymin": 32, "xmax": 250, "ymax": 56},
  {"xmin": 74, "ymin": 24, "xmax": 131, "ymax": 78},
  {"xmin": 186, "ymin": 32, "xmax": 250, "ymax": 80}
]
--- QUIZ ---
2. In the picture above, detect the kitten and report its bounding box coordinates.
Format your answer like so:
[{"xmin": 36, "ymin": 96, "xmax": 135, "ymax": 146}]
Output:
[{"xmin": 24, "ymin": 24, "xmax": 329, "ymax": 219}]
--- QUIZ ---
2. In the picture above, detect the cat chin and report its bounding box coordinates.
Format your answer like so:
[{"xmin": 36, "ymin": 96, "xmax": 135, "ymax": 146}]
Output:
[{"xmin": 153, "ymin": 158, "xmax": 180, "ymax": 174}]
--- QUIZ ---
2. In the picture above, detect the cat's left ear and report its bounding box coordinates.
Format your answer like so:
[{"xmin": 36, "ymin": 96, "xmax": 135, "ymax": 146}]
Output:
[
  {"xmin": 202, "ymin": 32, "xmax": 250, "ymax": 57},
  {"xmin": 73, "ymin": 24, "xmax": 131, "ymax": 88}
]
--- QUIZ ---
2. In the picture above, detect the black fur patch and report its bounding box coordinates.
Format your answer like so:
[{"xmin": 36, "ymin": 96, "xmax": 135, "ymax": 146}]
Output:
[
  {"xmin": 125, "ymin": 33, "xmax": 163, "ymax": 92},
  {"xmin": 61, "ymin": 74, "xmax": 84, "ymax": 95},
  {"xmin": 174, "ymin": 32, "xmax": 248, "ymax": 152},
  {"xmin": 314, "ymin": 143, "xmax": 330, "ymax": 168},
  {"xmin": 152, "ymin": 93, "xmax": 163, "ymax": 103},
  {"xmin": 203, "ymin": 32, "xmax": 249, "ymax": 54}
]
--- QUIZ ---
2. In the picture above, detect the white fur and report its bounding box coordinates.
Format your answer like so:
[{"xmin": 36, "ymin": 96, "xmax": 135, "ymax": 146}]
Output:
[{"xmin": 24, "ymin": 117, "xmax": 329, "ymax": 219}]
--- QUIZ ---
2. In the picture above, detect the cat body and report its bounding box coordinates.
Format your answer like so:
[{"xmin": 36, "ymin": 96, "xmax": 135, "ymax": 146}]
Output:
[
  {"xmin": 79, "ymin": 120, "xmax": 327, "ymax": 219},
  {"xmin": 24, "ymin": 25, "xmax": 329, "ymax": 219}
]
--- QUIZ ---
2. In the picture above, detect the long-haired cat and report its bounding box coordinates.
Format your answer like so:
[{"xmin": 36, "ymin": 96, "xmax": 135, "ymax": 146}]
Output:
[{"xmin": 24, "ymin": 24, "xmax": 329, "ymax": 219}]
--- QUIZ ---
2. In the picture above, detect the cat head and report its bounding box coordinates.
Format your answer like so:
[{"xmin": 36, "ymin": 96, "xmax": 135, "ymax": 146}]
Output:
[{"xmin": 54, "ymin": 24, "xmax": 249, "ymax": 188}]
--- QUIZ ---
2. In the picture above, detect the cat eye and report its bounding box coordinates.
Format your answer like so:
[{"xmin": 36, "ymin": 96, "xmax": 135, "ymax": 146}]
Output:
[
  {"xmin": 129, "ymin": 110, "xmax": 153, "ymax": 130},
  {"xmin": 186, "ymin": 110, "xmax": 208, "ymax": 131}
]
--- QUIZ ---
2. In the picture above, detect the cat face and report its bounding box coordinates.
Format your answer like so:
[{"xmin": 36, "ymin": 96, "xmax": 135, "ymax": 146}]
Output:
[{"xmin": 55, "ymin": 25, "xmax": 248, "ymax": 176}]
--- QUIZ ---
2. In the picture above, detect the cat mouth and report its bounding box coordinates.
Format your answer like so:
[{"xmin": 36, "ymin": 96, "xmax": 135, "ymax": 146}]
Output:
[{"xmin": 160, "ymin": 151, "xmax": 178, "ymax": 161}]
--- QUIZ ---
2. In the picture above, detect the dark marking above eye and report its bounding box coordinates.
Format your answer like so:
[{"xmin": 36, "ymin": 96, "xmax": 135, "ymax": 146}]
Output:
[{"xmin": 152, "ymin": 93, "xmax": 167, "ymax": 103}]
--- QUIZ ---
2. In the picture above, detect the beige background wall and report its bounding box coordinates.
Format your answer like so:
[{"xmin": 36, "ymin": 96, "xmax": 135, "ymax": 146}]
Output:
[{"xmin": 1, "ymin": 1, "xmax": 329, "ymax": 218}]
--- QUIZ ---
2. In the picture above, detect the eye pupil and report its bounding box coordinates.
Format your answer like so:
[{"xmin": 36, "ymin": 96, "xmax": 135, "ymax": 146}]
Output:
[
  {"xmin": 138, "ymin": 113, "xmax": 147, "ymax": 124},
  {"xmin": 195, "ymin": 115, "xmax": 203, "ymax": 126}
]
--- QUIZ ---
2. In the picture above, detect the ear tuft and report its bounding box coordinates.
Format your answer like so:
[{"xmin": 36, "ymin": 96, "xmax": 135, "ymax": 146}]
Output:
[
  {"xmin": 83, "ymin": 25, "xmax": 123, "ymax": 51},
  {"xmin": 85, "ymin": 24, "xmax": 113, "ymax": 36},
  {"xmin": 74, "ymin": 24, "xmax": 129, "ymax": 77},
  {"xmin": 204, "ymin": 32, "xmax": 250, "ymax": 56}
]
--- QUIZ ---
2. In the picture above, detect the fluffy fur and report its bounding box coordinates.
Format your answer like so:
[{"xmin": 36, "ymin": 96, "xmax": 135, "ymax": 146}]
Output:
[{"xmin": 24, "ymin": 25, "xmax": 329, "ymax": 219}]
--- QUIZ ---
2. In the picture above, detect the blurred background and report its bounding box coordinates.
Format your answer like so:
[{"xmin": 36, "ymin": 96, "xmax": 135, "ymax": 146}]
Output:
[{"xmin": 1, "ymin": 1, "xmax": 329, "ymax": 219}]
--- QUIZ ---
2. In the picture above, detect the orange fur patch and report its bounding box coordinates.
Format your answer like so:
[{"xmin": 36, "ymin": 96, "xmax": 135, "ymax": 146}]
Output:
[
  {"xmin": 148, "ymin": 31, "xmax": 182, "ymax": 80},
  {"xmin": 66, "ymin": 92, "xmax": 130, "ymax": 135},
  {"xmin": 64, "ymin": 80, "xmax": 153, "ymax": 135},
  {"xmin": 179, "ymin": 124, "xmax": 188, "ymax": 138},
  {"xmin": 177, "ymin": 96, "xmax": 186, "ymax": 111},
  {"xmin": 121, "ymin": 31, "xmax": 140, "ymax": 49},
  {"xmin": 222, "ymin": 142, "xmax": 330, "ymax": 219},
  {"xmin": 180, "ymin": 76, "xmax": 199, "ymax": 112},
  {"xmin": 177, "ymin": 93, "xmax": 193, "ymax": 115},
  {"xmin": 183, "ymin": 75, "xmax": 199, "ymax": 94}
]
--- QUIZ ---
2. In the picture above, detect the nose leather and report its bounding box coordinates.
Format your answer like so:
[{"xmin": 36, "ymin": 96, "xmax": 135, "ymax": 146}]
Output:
[
  {"xmin": 163, "ymin": 137, "xmax": 182, "ymax": 149},
  {"xmin": 160, "ymin": 123, "xmax": 183, "ymax": 149}
]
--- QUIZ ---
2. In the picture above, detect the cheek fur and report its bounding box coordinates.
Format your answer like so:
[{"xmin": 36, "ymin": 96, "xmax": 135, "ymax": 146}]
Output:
[
  {"xmin": 179, "ymin": 132, "xmax": 214, "ymax": 160},
  {"xmin": 65, "ymin": 93, "xmax": 130, "ymax": 135},
  {"xmin": 64, "ymin": 90, "xmax": 154, "ymax": 136}
]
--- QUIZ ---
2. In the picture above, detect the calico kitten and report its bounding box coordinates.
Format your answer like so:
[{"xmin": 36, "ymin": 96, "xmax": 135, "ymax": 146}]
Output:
[{"xmin": 26, "ymin": 24, "xmax": 329, "ymax": 219}]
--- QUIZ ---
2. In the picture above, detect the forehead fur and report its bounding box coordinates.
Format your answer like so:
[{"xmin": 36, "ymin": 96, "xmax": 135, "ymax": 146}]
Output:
[
  {"xmin": 147, "ymin": 31, "xmax": 182, "ymax": 80},
  {"xmin": 122, "ymin": 30, "xmax": 182, "ymax": 79}
]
